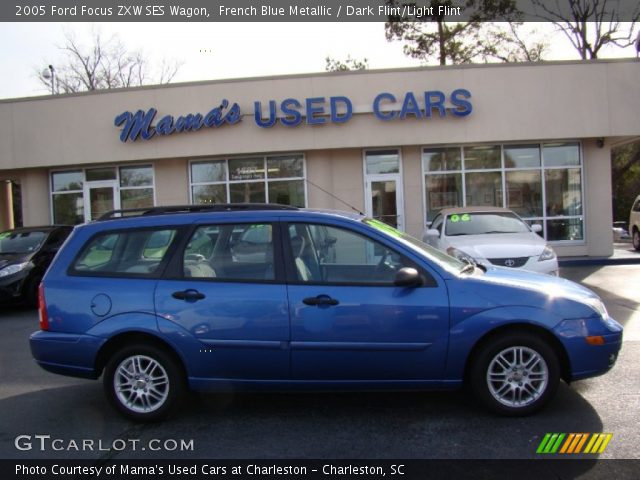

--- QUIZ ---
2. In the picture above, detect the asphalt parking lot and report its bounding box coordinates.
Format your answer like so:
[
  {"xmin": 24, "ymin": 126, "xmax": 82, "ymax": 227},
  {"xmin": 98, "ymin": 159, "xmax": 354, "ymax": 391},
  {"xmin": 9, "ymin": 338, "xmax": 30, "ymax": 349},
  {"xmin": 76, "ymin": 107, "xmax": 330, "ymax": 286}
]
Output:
[{"xmin": 0, "ymin": 264, "xmax": 638, "ymax": 463}]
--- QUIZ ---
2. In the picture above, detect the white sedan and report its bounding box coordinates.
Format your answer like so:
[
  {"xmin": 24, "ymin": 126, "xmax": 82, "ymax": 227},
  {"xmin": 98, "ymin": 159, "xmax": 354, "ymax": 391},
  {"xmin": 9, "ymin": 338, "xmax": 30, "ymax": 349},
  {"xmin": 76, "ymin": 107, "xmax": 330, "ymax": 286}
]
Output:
[{"xmin": 423, "ymin": 207, "xmax": 559, "ymax": 276}]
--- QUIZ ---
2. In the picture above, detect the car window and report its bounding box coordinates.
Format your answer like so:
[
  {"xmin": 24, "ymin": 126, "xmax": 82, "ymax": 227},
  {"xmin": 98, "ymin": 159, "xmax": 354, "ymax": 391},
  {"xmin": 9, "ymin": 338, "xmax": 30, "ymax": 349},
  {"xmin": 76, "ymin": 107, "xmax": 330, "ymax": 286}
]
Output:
[
  {"xmin": 44, "ymin": 228, "xmax": 71, "ymax": 248},
  {"xmin": 288, "ymin": 223, "xmax": 415, "ymax": 285},
  {"xmin": 633, "ymin": 199, "xmax": 640, "ymax": 213},
  {"xmin": 432, "ymin": 215, "xmax": 443, "ymax": 234},
  {"xmin": 72, "ymin": 228, "xmax": 177, "ymax": 276},
  {"xmin": 0, "ymin": 230, "xmax": 47, "ymax": 254},
  {"xmin": 183, "ymin": 223, "xmax": 275, "ymax": 281},
  {"xmin": 445, "ymin": 212, "xmax": 530, "ymax": 236}
]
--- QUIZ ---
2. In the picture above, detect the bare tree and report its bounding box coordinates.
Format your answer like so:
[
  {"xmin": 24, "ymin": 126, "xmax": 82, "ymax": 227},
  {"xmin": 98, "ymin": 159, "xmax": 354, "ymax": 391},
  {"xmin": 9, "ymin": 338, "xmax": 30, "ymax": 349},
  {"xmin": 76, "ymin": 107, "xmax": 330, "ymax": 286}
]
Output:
[
  {"xmin": 482, "ymin": 23, "xmax": 548, "ymax": 62},
  {"xmin": 531, "ymin": 0, "xmax": 640, "ymax": 59},
  {"xmin": 38, "ymin": 29, "xmax": 182, "ymax": 94},
  {"xmin": 325, "ymin": 56, "xmax": 369, "ymax": 71}
]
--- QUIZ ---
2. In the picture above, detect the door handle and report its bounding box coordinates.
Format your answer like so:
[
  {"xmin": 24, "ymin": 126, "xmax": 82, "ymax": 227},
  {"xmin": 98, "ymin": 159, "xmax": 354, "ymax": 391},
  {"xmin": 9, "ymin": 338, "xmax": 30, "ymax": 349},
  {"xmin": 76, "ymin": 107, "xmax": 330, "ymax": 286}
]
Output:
[
  {"xmin": 172, "ymin": 289, "xmax": 206, "ymax": 301},
  {"xmin": 303, "ymin": 295, "xmax": 339, "ymax": 306}
]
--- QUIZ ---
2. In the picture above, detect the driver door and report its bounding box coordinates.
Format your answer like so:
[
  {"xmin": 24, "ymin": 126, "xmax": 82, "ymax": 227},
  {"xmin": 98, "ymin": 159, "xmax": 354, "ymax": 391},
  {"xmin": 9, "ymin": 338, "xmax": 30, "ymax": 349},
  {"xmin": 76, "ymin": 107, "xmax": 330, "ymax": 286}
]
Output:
[{"xmin": 285, "ymin": 222, "xmax": 450, "ymax": 381}]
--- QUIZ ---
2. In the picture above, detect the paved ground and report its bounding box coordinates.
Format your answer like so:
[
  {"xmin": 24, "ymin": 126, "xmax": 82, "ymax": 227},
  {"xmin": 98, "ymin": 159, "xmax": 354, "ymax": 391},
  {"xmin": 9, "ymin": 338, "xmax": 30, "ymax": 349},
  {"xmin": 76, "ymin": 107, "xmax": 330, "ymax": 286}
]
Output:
[{"xmin": 0, "ymin": 264, "xmax": 638, "ymax": 463}]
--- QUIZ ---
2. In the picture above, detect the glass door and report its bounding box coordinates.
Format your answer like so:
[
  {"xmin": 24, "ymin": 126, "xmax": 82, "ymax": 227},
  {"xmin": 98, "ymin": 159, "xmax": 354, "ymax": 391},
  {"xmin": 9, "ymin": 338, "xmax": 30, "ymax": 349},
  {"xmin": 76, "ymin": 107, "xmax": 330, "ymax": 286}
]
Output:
[
  {"xmin": 364, "ymin": 150, "xmax": 404, "ymax": 231},
  {"xmin": 84, "ymin": 180, "xmax": 119, "ymax": 222}
]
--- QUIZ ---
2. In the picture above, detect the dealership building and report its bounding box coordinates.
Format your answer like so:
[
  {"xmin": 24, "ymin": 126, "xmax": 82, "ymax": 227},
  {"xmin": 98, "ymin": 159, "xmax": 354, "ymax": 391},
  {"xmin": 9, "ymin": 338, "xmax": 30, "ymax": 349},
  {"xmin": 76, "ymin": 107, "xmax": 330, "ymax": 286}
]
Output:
[{"xmin": 0, "ymin": 59, "xmax": 638, "ymax": 257}]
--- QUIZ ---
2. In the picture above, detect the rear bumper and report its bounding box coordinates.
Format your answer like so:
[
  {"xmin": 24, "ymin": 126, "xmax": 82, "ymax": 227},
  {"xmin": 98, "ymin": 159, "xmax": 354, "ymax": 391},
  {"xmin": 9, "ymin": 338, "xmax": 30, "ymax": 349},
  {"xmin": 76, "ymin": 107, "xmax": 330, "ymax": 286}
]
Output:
[{"xmin": 30, "ymin": 330, "xmax": 105, "ymax": 379}]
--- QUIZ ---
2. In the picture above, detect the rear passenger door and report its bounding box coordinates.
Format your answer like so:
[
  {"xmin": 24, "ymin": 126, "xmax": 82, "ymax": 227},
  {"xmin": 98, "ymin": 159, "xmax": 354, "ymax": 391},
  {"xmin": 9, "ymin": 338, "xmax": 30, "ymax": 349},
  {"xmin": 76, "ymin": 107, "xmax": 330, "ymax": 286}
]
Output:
[{"xmin": 154, "ymin": 221, "xmax": 290, "ymax": 380}]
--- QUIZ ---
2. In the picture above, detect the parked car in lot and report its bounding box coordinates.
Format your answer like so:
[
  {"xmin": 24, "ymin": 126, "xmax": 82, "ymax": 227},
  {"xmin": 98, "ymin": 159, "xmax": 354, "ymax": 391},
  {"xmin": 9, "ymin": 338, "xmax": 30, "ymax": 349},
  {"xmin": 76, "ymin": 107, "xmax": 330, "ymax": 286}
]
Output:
[
  {"xmin": 630, "ymin": 195, "xmax": 640, "ymax": 251},
  {"xmin": 0, "ymin": 225, "xmax": 72, "ymax": 307},
  {"xmin": 423, "ymin": 207, "xmax": 559, "ymax": 276},
  {"xmin": 30, "ymin": 205, "xmax": 621, "ymax": 421}
]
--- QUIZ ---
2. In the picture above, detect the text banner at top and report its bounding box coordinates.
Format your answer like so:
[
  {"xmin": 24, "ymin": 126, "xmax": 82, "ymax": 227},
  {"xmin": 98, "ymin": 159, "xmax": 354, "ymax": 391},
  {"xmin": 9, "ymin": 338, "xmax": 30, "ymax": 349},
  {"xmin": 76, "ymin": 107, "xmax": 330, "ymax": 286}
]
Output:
[{"xmin": 4, "ymin": 0, "xmax": 640, "ymax": 22}]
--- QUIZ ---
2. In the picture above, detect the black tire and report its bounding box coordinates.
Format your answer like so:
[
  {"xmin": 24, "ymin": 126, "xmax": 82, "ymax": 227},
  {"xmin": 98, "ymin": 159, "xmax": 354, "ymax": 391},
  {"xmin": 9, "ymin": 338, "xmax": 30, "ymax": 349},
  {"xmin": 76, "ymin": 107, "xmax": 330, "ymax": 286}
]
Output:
[
  {"xmin": 103, "ymin": 344, "xmax": 185, "ymax": 422},
  {"xmin": 633, "ymin": 229, "xmax": 640, "ymax": 252},
  {"xmin": 468, "ymin": 332, "xmax": 560, "ymax": 416}
]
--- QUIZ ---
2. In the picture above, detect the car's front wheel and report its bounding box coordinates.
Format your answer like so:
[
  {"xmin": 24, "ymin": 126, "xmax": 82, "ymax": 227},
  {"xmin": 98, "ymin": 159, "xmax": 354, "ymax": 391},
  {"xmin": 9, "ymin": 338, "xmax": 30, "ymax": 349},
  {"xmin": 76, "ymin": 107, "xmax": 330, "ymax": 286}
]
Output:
[
  {"xmin": 469, "ymin": 332, "xmax": 560, "ymax": 416},
  {"xmin": 103, "ymin": 344, "xmax": 185, "ymax": 422}
]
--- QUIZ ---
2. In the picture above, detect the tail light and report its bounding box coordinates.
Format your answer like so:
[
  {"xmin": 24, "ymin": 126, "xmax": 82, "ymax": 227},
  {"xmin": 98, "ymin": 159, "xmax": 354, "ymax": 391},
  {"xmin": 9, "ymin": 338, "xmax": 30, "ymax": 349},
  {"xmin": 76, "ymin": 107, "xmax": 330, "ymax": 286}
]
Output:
[{"xmin": 38, "ymin": 283, "xmax": 49, "ymax": 331}]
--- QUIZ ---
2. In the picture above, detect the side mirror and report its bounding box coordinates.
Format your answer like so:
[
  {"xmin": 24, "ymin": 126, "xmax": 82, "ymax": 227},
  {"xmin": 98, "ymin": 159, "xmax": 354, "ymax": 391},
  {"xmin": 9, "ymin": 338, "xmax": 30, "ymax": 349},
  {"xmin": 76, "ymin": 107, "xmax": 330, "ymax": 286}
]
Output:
[
  {"xmin": 394, "ymin": 267, "xmax": 423, "ymax": 288},
  {"xmin": 531, "ymin": 224, "xmax": 543, "ymax": 233},
  {"xmin": 424, "ymin": 228, "xmax": 440, "ymax": 238}
]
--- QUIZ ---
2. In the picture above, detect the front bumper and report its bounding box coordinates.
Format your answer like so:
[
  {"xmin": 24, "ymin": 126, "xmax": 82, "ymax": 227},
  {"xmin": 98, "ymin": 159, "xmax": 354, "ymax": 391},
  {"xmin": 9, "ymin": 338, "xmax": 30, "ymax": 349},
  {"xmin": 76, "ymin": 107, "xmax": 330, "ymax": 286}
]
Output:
[
  {"xmin": 30, "ymin": 330, "xmax": 106, "ymax": 379},
  {"xmin": 0, "ymin": 270, "xmax": 30, "ymax": 304},
  {"xmin": 554, "ymin": 316, "xmax": 623, "ymax": 381}
]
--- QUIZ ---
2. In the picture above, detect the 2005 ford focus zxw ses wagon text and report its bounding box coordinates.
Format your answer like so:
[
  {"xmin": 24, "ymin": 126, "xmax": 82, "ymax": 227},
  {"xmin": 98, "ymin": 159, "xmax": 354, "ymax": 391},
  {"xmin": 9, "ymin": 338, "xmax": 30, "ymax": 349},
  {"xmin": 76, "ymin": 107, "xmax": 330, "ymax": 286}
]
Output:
[{"xmin": 30, "ymin": 205, "xmax": 622, "ymax": 421}]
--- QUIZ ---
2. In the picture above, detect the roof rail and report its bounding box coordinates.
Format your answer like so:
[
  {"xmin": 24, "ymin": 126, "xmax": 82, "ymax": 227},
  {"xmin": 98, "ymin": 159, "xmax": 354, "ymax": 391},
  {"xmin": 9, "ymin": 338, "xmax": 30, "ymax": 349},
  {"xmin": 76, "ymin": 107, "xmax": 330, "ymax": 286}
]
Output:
[{"xmin": 98, "ymin": 203, "xmax": 299, "ymax": 220}]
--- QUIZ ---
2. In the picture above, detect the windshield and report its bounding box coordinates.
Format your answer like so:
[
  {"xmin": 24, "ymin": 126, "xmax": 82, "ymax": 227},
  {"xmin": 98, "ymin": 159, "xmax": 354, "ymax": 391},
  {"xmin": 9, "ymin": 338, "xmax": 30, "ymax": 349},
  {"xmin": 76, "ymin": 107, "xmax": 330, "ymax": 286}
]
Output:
[
  {"xmin": 445, "ymin": 212, "xmax": 530, "ymax": 236},
  {"xmin": 0, "ymin": 230, "xmax": 48, "ymax": 254},
  {"xmin": 363, "ymin": 218, "xmax": 465, "ymax": 274}
]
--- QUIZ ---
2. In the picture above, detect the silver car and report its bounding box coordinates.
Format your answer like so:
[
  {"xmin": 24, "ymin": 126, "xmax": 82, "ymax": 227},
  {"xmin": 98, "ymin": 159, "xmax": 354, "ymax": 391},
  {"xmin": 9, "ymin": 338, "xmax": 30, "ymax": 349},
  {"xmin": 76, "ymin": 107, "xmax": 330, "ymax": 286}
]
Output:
[{"xmin": 423, "ymin": 207, "xmax": 558, "ymax": 275}]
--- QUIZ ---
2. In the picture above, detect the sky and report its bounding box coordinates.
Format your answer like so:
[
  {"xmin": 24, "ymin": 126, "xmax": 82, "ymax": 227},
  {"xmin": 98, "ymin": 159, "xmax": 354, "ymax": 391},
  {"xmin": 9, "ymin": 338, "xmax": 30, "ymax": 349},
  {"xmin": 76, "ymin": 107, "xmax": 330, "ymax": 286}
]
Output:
[{"xmin": 0, "ymin": 22, "xmax": 638, "ymax": 100}]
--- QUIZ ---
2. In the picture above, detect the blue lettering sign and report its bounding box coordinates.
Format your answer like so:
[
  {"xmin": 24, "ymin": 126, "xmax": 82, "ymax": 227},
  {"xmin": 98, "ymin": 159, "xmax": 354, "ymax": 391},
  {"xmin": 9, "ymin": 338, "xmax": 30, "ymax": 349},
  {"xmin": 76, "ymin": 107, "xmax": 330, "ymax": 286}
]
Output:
[
  {"xmin": 115, "ymin": 100, "xmax": 241, "ymax": 142},
  {"xmin": 450, "ymin": 88, "xmax": 473, "ymax": 116},
  {"xmin": 305, "ymin": 97, "xmax": 326, "ymax": 125},
  {"xmin": 373, "ymin": 93, "xmax": 397, "ymax": 121}
]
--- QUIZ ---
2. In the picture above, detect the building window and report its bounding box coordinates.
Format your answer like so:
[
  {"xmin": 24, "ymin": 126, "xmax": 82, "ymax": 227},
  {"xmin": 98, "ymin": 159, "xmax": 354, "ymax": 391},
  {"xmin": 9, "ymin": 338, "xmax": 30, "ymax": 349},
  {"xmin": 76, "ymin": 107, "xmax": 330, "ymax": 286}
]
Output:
[
  {"xmin": 190, "ymin": 154, "xmax": 306, "ymax": 207},
  {"xmin": 423, "ymin": 142, "xmax": 584, "ymax": 243},
  {"xmin": 51, "ymin": 171, "xmax": 84, "ymax": 225},
  {"xmin": 50, "ymin": 165, "xmax": 155, "ymax": 224}
]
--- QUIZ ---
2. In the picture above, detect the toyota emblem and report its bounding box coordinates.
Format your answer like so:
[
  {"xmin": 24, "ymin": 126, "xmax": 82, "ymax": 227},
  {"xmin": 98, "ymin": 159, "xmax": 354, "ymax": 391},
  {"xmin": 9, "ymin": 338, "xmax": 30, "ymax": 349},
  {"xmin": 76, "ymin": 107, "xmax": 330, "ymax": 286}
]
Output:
[{"xmin": 504, "ymin": 259, "xmax": 516, "ymax": 267}]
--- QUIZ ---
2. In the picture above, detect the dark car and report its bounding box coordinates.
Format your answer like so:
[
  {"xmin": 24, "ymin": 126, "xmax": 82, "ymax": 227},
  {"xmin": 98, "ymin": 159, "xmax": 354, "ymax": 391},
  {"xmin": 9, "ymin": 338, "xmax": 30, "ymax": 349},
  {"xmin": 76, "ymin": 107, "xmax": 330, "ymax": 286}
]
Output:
[{"xmin": 0, "ymin": 225, "xmax": 72, "ymax": 306}]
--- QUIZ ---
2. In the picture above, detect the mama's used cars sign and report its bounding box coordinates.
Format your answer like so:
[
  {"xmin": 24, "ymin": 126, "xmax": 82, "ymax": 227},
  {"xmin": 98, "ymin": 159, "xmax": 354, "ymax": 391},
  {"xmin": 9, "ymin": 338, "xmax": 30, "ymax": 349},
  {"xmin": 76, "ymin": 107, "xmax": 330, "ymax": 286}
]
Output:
[{"xmin": 114, "ymin": 89, "xmax": 472, "ymax": 143}]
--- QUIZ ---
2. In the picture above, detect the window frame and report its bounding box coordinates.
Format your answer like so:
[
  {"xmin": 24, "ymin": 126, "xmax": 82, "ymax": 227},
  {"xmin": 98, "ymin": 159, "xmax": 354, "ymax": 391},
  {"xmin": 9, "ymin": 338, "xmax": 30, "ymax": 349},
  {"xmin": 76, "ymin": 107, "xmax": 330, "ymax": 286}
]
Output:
[
  {"xmin": 188, "ymin": 154, "xmax": 307, "ymax": 208},
  {"xmin": 162, "ymin": 221, "xmax": 286, "ymax": 285},
  {"xmin": 281, "ymin": 221, "xmax": 436, "ymax": 287},
  {"xmin": 50, "ymin": 163, "xmax": 156, "ymax": 225},
  {"xmin": 67, "ymin": 225, "xmax": 184, "ymax": 279},
  {"xmin": 422, "ymin": 141, "xmax": 586, "ymax": 245}
]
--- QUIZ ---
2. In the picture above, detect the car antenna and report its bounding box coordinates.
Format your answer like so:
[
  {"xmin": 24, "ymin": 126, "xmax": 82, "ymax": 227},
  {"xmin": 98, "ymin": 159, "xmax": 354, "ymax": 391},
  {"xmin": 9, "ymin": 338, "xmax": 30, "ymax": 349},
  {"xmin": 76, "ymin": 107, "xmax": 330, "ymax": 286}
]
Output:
[{"xmin": 305, "ymin": 178, "xmax": 365, "ymax": 216}]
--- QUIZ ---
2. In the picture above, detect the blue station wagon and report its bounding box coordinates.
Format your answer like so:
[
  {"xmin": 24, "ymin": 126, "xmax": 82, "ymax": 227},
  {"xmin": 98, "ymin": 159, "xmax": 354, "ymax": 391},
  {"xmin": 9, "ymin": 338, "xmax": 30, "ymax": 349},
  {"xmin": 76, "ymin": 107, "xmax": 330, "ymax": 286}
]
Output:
[{"xmin": 30, "ymin": 205, "xmax": 622, "ymax": 421}]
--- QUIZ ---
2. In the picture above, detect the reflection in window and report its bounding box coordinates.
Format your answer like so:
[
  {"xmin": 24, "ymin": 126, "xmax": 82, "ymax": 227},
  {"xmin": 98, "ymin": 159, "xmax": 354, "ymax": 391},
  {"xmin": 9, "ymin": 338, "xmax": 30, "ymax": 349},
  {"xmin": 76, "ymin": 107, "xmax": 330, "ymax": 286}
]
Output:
[
  {"xmin": 465, "ymin": 172, "xmax": 502, "ymax": 207},
  {"xmin": 504, "ymin": 145, "xmax": 540, "ymax": 169},
  {"xmin": 120, "ymin": 166, "xmax": 153, "ymax": 187},
  {"xmin": 543, "ymin": 143, "xmax": 580, "ymax": 167},
  {"xmin": 52, "ymin": 171, "xmax": 83, "ymax": 192},
  {"xmin": 190, "ymin": 155, "xmax": 306, "ymax": 207},
  {"xmin": 422, "ymin": 142, "xmax": 584, "ymax": 243},
  {"xmin": 506, "ymin": 171, "xmax": 542, "ymax": 217},
  {"xmin": 423, "ymin": 148, "xmax": 461, "ymax": 172},
  {"xmin": 463, "ymin": 145, "xmax": 501, "ymax": 170},
  {"xmin": 365, "ymin": 150, "xmax": 400, "ymax": 174},
  {"xmin": 425, "ymin": 174, "xmax": 462, "ymax": 221},
  {"xmin": 545, "ymin": 168, "xmax": 582, "ymax": 216}
]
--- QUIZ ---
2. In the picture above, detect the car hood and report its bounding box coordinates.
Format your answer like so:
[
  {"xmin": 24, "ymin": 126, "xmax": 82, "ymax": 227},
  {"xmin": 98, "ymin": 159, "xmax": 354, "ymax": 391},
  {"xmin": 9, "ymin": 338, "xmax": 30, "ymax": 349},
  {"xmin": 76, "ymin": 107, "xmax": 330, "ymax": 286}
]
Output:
[
  {"xmin": 0, "ymin": 252, "xmax": 32, "ymax": 268},
  {"xmin": 446, "ymin": 232, "xmax": 546, "ymax": 258},
  {"xmin": 478, "ymin": 265, "xmax": 598, "ymax": 302}
]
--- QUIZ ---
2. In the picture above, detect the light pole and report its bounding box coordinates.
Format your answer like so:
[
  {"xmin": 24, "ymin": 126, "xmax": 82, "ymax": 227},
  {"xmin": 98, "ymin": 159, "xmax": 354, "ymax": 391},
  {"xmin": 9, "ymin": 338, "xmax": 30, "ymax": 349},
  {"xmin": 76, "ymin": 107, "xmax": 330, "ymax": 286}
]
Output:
[{"xmin": 42, "ymin": 65, "xmax": 55, "ymax": 95}]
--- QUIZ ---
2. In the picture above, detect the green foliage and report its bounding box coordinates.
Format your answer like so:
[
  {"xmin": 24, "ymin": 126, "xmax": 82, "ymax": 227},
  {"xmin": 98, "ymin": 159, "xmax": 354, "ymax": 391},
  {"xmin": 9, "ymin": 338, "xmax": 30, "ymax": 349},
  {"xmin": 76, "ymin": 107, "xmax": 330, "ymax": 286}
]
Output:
[
  {"xmin": 384, "ymin": 0, "xmax": 541, "ymax": 65},
  {"xmin": 325, "ymin": 56, "xmax": 369, "ymax": 72},
  {"xmin": 611, "ymin": 142, "xmax": 640, "ymax": 222}
]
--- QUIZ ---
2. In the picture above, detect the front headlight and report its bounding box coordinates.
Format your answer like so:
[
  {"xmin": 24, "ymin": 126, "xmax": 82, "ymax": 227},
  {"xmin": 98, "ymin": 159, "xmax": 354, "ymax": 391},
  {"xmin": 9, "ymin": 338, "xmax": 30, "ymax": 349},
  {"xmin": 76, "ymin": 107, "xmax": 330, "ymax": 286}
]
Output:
[
  {"xmin": 0, "ymin": 262, "xmax": 30, "ymax": 278},
  {"xmin": 446, "ymin": 247, "xmax": 476, "ymax": 264},
  {"xmin": 538, "ymin": 245, "xmax": 556, "ymax": 262}
]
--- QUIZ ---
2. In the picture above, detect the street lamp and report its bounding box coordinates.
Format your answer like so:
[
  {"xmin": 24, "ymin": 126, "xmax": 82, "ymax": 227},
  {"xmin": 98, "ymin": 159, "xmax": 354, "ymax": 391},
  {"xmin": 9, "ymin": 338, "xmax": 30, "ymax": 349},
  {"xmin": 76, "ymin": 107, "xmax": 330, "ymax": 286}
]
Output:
[{"xmin": 42, "ymin": 65, "xmax": 55, "ymax": 95}]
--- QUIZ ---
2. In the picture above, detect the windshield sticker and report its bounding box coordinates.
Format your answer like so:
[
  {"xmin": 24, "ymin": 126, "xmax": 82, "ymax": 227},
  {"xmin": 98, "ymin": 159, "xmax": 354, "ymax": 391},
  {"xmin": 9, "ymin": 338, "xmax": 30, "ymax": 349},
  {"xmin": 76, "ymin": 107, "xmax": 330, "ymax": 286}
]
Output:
[{"xmin": 450, "ymin": 214, "xmax": 471, "ymax": 223}]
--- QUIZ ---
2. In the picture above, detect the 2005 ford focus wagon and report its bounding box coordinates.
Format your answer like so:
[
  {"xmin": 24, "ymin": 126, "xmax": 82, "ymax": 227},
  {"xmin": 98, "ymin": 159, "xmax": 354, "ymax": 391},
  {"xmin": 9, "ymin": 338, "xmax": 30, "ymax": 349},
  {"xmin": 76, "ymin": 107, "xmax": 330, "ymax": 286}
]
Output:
[{"xmin": 30, "ymin": 204, "xmax": 622, "ymax": 421}]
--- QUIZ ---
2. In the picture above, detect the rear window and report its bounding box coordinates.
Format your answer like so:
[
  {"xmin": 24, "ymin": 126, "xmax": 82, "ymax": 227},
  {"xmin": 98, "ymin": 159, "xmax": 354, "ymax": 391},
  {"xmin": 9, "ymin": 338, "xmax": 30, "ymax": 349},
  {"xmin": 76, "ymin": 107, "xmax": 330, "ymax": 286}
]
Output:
[
  {"xmin": 0, "ymin": 230, "xmax": 48, "ymax": 254},
  {"xmin": 71, "ymin": 228, "xmax": 177, "ymax": 276}
]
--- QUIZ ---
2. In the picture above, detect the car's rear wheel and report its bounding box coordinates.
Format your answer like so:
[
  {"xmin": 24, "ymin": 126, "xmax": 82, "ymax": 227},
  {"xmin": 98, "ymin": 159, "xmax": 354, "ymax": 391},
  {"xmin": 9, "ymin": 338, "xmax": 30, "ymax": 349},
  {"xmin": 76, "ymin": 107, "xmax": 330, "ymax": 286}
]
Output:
[
  {"xmin": 633, "ymin": 229, "xmax": 640, "ymax": 251},
  {"xmin": 469, "ymin": 332, "xmax": 560, "ymax": 416},
  {"xmin": 103, "ymin": 344, "xmax": 185, "ymax": 422}
]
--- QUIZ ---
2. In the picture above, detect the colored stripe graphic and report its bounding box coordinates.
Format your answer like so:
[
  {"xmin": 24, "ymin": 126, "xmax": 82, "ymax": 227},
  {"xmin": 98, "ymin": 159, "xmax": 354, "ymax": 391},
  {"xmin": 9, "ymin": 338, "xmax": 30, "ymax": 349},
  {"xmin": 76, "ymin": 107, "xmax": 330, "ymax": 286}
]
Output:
[{"xmin": 537, "ymin": 433, "xmax": 613, "ymax": 454}]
